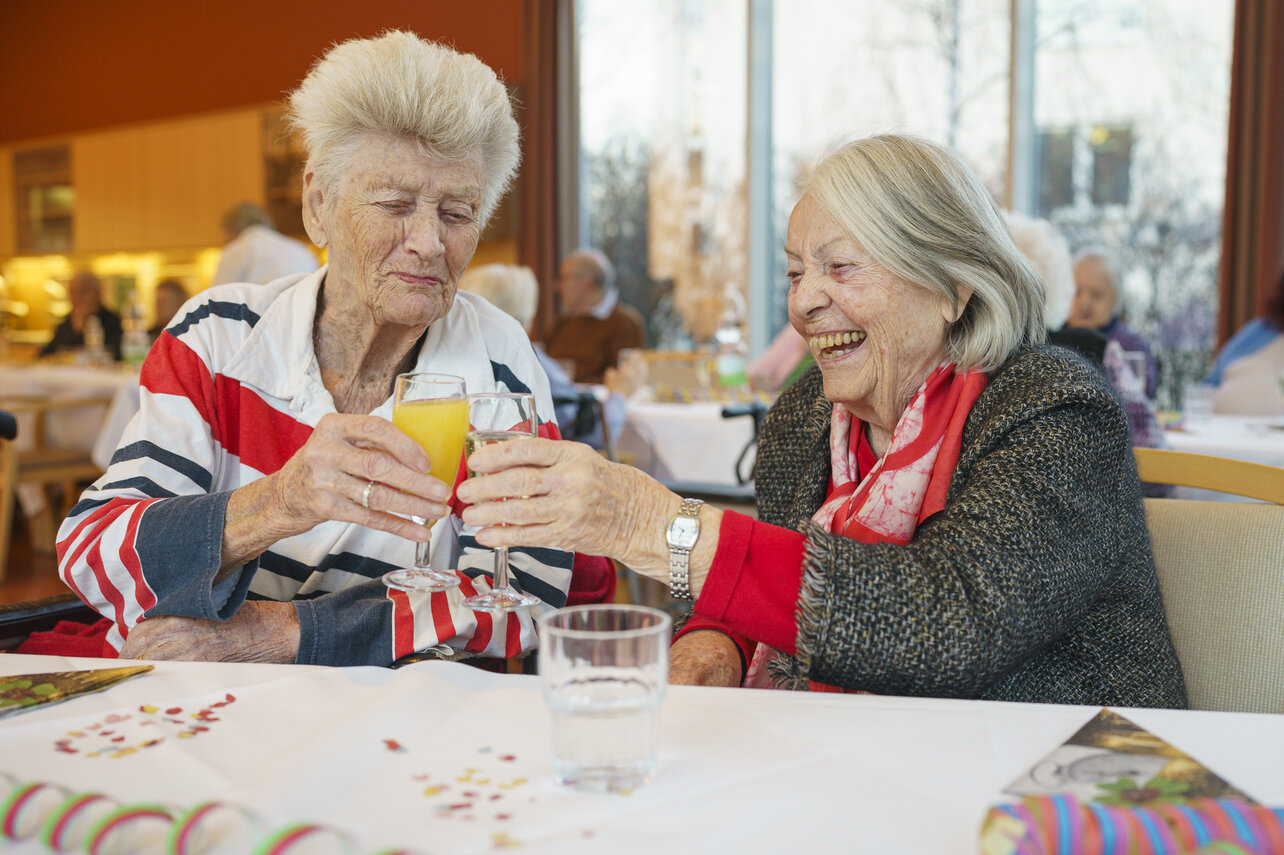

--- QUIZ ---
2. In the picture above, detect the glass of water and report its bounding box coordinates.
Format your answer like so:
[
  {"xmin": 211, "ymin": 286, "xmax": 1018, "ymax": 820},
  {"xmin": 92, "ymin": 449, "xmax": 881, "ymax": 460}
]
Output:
[{"xmin": 538, "ymin": 605, "xmax": 671, "ymax": 793}]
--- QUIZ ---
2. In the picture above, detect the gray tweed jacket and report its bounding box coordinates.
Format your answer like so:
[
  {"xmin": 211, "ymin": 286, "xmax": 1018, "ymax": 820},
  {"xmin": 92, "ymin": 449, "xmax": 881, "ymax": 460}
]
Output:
[{"xmin": 754, "ymin": 345, "xmax": 1187, "ymax": 708}]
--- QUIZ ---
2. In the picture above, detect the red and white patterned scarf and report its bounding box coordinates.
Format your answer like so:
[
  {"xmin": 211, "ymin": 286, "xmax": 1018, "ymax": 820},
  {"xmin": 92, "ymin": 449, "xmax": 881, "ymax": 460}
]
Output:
[{"xmin": 744, "ymin": 363, "xmax": 988, "ymax": 690}]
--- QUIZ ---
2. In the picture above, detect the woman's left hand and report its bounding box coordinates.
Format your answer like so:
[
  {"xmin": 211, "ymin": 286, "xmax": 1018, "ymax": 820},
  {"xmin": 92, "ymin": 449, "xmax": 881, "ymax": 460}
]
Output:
[
  {"xmin": 118, "ymin": 602, "xmax": 300, "ymax": 663},
  {"xmin": 455, "ymin": 438, "xmax": 674, "ymax": 575}
]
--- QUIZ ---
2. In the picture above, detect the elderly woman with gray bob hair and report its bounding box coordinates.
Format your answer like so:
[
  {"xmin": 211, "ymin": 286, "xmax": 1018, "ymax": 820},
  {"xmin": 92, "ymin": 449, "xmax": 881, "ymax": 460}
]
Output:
[
  {"xmin": 59, "ymin": 31, "xmax": 611, "ymax": 665},
  {"xmin": 459, "ymin": 134, "xmax": 1186, "ymax": 707}
]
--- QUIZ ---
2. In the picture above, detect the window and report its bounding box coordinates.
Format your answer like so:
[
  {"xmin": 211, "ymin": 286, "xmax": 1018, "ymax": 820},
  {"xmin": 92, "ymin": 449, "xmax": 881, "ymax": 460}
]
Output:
[{"xmin": 574, "ymin": 0, "xmax": 1233, "ymax": 405}]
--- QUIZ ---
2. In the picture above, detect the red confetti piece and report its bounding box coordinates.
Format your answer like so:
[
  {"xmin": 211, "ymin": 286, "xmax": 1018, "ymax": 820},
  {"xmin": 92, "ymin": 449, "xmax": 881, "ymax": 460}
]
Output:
[
  {"xmin": 499, "ymin": 755, "xmax": 516, "ymax": 762},
  {"xmin": 489, "ymin": 794, "xmax": 503, "ymax": 801},
  {"xmin": 98, "ymin": 731, "xmax": 113, "ymax": 737},
  {"xmin": 105, "ymin": 713, "xmax": 128, "ymax": 723},
  {"xmin": 448, "ymin": 803, "xmax": 472, "ymax": 811},
  {"xmin": 166, "ymin": 708, "xmax": 182, "ymax": 715},
  {"xmin": 225, "ymin": 694, "xmax": 236, "ymax": 703},
  {"xmin": 141, "ymin": 739, "xmax": 162, "ymax": 748},
  {"xmin": 55, "ymin": 746, "xmax": 77, "ymax": 754},
  {"xmin": 111, "ymin": 736, "xmax": 125, "ymax": 743},
  {"xmin": 383, "ymin": 739, "xmax": 404, "ymax": 752},
  {"xmin": 497, "ymin": 814, "xmax": 511, "ymax": 821},
  {"xmin": 191, "ymin": 726, "xmax": 208, "ymax": 733},
  {"xmin": 464, "ymin": 791, "xmax": 478, "ymax": 798}
]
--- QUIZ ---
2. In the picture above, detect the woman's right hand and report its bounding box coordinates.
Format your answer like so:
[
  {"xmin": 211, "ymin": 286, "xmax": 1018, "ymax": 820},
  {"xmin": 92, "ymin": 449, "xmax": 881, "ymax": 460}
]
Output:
[
  {"xmin": 219, "ymin": 413, "xmax": 452, "ymax": 574},
  {"xmin": 669, "ymin": 630, "xmax": 743, "ymax": 688}
]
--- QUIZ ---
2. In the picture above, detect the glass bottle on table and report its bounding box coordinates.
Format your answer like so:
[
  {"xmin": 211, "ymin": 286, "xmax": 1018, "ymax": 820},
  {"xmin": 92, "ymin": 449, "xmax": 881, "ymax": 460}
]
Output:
[
  {"xmin": 464, "ymin": 391, "xmax": 541, "ymax": 612},
  {"xmin": 381, "ymin": 372, "xmax": 468, "ymax": 593}
]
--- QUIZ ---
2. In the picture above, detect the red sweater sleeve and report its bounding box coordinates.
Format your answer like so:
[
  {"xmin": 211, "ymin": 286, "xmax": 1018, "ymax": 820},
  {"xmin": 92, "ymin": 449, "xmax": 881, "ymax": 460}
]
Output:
[{"xmin": 672, "ymin": 510, "xmax": 806, "ymax": 666}]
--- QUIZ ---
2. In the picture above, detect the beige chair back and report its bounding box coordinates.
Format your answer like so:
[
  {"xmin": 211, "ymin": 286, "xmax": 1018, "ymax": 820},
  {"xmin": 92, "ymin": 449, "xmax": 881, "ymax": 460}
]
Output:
[{"xmin": 1143, "ymin": 498, "xmax": 1284, "ymax": 713}]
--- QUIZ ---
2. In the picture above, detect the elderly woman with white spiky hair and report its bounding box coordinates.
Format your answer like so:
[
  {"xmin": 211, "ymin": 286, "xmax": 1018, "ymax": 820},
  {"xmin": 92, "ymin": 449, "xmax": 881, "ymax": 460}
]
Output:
[
  {"xmin": 59, "ymin": 31, "xmax": 612, "ymax": 665},
  {"xmin": 461, "ymin": 134, "xmax": 1186, "ymax": 709}
]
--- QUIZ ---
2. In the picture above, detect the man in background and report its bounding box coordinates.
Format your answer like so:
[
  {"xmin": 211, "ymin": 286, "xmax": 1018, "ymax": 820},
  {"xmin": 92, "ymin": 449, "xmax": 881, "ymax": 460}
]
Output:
[
  {"xmin": 149, "ymin": 278, "xmax": 189, "ymax": 339},
  {"xmin": 40, "ymin": 271, "xmax": 122, "ymax": 360},
  {"xmin": 212, "ymin": 202, "xmax": 318, "ymax": 286},
  {"xmin": 543, "ymin": 248, "xmax": 645, "ymax": 384}
]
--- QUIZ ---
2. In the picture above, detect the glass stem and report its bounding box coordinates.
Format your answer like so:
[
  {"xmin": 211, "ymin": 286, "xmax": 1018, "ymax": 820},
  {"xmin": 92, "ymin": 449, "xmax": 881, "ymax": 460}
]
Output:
[
  {"xmin": 413, "ymin": 517, "xmax": 432, "ymax": 569},
  {"xmin": 493, "ymin": 547, "xmax": 512, "ymax": 592}
]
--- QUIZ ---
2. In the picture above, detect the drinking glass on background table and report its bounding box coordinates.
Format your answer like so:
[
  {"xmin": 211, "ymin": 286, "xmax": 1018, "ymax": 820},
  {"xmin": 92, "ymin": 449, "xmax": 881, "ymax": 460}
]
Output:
[
  {"xmin": 538, "ymin": 605, "xmax": 671, "ymax": 793},
  {"xmin": 1182, "ymin": 381, "xmax": 1216, "ymax": 427},
  {"xmin": 464, "ymin": 391, "xmax": 541, "ymax": 612},
  {"xmin": 381, "ymin": 372, "xmax": 468, "ymax": 593}
]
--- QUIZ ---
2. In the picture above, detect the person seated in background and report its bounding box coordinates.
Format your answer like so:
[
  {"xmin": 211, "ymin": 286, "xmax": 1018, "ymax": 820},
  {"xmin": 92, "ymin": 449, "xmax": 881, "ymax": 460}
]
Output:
[
  {"xmin": 460, "ymin": 134, "xmax": 1185, "ymax": 709},
  {"xmin": 458, "ymin": 263, "xmax": 635, "ymax": 448},
  {"xmin": 40, "ymin": 270, "xmax": 123, "ymax": 361},
  {"xmin": 1064, "ymin": 249, "xmax": 1159, "ymax": 399},
  {"xmin": 1205, "ymin": 270, "xmax": 1284, "ymax": 416},
  {"xmin": 211, "ymin": 201, "xmax": 319, "ymax": 286},
  {"xmin": 58, "ymin": 31, "xmax": 612, "ymax": 666},
  {"xmin": 747, "ymin": 324, "xmax": 814, "ymax": 394},
  {"xmin": 1006, "ymin": 213, "xmax": 1169, "ymax": 463},
  {"xmin": 543, "ymin": 249, "xmax": 645, "ymax": 384},
  {"xmin": 148, "ymin": 278, "xmax": 189, "ymax": 339}
]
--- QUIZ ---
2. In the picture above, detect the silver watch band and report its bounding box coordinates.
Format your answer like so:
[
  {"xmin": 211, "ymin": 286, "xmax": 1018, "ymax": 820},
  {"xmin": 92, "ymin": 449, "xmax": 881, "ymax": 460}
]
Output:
[{"xmin": 668, "ymin": 497, "xmax": 704, "ymax": 601}]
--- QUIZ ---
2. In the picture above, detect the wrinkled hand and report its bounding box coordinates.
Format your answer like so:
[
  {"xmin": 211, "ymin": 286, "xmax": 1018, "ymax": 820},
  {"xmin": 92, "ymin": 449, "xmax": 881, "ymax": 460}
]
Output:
[
  {"xmin": 269, "ymin": 412, "xmax": 452, "ymax": 543},
  {"xmin": 118, "ymin": 601, "xmax": 299, "ymax": 663},
  {"xmin": 455, "ymin": 438, "xmax": 672, "ymax": 570},
  {"xmin": 669, "ymin": 630, "xmax": 743, "ymax": 687}
]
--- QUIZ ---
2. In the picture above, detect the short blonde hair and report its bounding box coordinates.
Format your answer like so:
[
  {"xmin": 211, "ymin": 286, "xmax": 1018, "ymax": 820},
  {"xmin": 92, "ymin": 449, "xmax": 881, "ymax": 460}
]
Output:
[
  {"xmin": 458, "ymin": 264, "xmax": 538, "ymax": 330},
  {"xmin": 805, "ymin": 135, "xmax": 1045, "ymax": 372},
  {"xmin": 286, "ymin": 30, "xmax": 520, "ymax": 227}
]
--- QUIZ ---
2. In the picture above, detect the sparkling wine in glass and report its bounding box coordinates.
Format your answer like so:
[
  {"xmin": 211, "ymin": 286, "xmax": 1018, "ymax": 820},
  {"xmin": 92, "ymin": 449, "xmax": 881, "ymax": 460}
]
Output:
[
  {"xmin": 381, "ymin": 372, "xmax": 468, "ymax": 593},
  {"xmin": 464, "ymin": 391, "xmax": 541, "ymax": 612}
]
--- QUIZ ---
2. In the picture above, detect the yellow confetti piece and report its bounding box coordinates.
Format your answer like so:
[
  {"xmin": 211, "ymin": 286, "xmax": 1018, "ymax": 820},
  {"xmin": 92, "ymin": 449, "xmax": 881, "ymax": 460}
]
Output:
[
  {"xmin": 476, "ymin": 778, "xmax": 490, "ymax": 785},
  {"xmin": 491, "ymin": 832, "xmax": 521, "ymax": 848},
  {"xmin": 111, "ymin": 748, "xmax": 136, "ymax": 758},
  {"xmin": 422, "ymin": 786, "xmax": 447, "ymax": 797},
  {"xmin": 67, "ymin": 731, "xmax": 84, "ymax": 737},
  {"xmin": 176, "ymin": 732, "xmax": 194, "ymax": 739},
  {"xmin": 140, "ymin": 705, "xmax": 158, "ymax": 714}
]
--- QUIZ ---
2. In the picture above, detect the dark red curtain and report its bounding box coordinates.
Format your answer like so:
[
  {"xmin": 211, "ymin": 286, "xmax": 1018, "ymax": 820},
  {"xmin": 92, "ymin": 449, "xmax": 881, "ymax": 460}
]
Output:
[{"xmin": 1219, "ymin": 0, "xmax": 1284, "ymax": 342}]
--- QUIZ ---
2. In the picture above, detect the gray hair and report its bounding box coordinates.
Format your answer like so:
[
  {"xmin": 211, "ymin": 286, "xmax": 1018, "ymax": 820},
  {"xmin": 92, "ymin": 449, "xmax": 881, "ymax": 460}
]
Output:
[
  {"xmin": 458, "ymin": 263, "xmax": 538, "ymax": 329},
  {"xmin": 566, "ymin": 248, "xmax": 615, "ymax": 293},
  {"xmin": 1072, "ymin": 248, "xmax": 1124, "ymax": 316},
  {"xmin": 804, "ymin": 135, "xmax": 1045, "ymax": 372},
  {"xmin": 286, "ymin": 30, "xmax": 520, "ymax": 228},
  {"xmin": 220, "ymin": 202, "xmax": 276, "ymax": 236},
  {"xmin": 1003, "ymin": 211, "xmax": 1073, "ymax": 330}
]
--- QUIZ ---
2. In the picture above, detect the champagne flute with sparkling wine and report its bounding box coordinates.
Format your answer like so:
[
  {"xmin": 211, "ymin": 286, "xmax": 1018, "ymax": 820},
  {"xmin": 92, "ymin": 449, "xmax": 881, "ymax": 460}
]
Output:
[
  {"xmin": 381, "ymin": 372, "xmax": 468, "ymax": 593},
  {"xmin": 464, "ymin": 391, "xmax": 541, "ymax": 612}
]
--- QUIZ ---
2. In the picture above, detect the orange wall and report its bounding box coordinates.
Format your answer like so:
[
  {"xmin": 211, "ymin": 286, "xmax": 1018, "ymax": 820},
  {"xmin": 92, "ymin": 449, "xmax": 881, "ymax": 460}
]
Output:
[{"xmin": 0, "ymin": 0, "xmax": 527, "ymax": 145}]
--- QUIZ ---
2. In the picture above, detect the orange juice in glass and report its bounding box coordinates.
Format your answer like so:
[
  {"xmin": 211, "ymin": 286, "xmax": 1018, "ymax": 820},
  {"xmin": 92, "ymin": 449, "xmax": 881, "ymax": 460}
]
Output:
[{"xmin": 381, "ymin": 372, "xmax": 467, "ymax": 593}]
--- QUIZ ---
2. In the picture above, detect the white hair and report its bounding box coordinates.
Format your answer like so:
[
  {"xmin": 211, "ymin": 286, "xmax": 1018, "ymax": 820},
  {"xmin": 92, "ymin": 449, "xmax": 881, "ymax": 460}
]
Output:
[
  {"xmin": 804, "ymin": 135, "xmax": 1046, "ymax": 372},
  {"xmin": 1072, "ymin": 248, "xmax": 1124, "ymax": 316},
  {"xmin": 458, "ymin": 263, "xmax": 538, "ymax": 330},
  {"xmin": 1003, "ymin": 211, "xmax": 1073, "ymax": 330},
  {"xmin": 286, "ymin": 30, "xmax": 520, "ymax": 228}
]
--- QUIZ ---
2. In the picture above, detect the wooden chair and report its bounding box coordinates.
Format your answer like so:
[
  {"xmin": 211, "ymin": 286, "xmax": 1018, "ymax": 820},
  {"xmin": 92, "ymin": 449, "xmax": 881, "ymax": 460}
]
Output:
[
  {"xmin": 1134, "ymin": 447, "xmax": 1284, "ymax": 504},
  {"xmin": 1134, "ymin": 448, "xmax": 1284, "ymax": 713},
  {"xmin": 0, "ymin": 396, "xmax": 115, "ymax": 583}
]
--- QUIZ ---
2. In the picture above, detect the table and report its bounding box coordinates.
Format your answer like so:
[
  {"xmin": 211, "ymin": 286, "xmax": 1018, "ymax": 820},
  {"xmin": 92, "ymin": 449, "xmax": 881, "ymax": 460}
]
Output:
[
  {"xmin": 1163, "ymin": 414, "xmax": 1284, "ymax": 500},
  {"xmin": 616, "ymin": 400, "xmax": 757, "ymax": 488},
  {"xmin": 0, "ymin": 654, "xmax": 1281, "ymax": 854},
  {"xmin": 0, "ymin": 363, "xmax": 140, "ymax": 515}
]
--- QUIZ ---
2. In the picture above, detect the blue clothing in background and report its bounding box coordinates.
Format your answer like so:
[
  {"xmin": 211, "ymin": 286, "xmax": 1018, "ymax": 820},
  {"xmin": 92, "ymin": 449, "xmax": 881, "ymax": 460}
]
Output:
[{"xmin": 1204, "ymin": 318, "xmax": 1282, "ymax": 386}]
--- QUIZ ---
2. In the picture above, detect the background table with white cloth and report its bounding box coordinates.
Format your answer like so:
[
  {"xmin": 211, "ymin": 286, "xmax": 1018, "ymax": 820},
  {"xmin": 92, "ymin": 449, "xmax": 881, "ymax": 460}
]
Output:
[
  {"xmin": 615, "ymin": 400, "xmax": 758, "ymax": 490},
  {"xmin": 1163, "ymin": 414, "xmax": 1284, "ymax": 500},
  {"xmin": 0, "ymin": 654, "xmax": 1281, "ymax": 855},
  {"xmin": 0, "ymin": 363, "xmax": 140, "ymax": 516}
]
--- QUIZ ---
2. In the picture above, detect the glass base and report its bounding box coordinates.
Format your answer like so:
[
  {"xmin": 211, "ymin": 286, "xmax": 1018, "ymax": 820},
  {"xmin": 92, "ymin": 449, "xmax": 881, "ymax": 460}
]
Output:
[
  {"xmin": 381, "ymin": 568, "xmax": 461, "ymax": 593},
  {"xmin": 465, "ymin": 588, "xmax": 540, "ymax": 613}
]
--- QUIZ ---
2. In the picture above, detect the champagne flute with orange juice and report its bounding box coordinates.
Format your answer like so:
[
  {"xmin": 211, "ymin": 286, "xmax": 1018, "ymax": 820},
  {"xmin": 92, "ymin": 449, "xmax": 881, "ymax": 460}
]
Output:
[{"xmin": 381, "ymin": 372, "xmax": 468, "ymax": 592}]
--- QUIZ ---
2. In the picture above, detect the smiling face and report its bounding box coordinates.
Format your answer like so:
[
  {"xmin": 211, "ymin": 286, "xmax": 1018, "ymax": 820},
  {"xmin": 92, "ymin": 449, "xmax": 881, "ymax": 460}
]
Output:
[
  {"xmin": 305, "ymin": 133, "xmax": 484, "ymax": 332},
  {"xmin": 786, "ymin": 194, "xmax": 959, "ymax": 436}
]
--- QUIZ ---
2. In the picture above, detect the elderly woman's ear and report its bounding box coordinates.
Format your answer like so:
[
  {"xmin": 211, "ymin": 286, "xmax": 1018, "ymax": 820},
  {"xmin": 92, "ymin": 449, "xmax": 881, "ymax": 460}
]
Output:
[
  {"xmin": 945, "ymin": 284, "xmax": 974, "ymax": 323},
  {"xmin": 302, "ymin": 171, "xmax": 329, "ymax": 249}
]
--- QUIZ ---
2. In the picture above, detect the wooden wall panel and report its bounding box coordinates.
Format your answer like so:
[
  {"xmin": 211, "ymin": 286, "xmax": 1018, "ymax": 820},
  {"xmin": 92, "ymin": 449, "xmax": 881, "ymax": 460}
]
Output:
[
  {"xmin": 72, "ymin": 128, "xmax": 146, "ymax": 253},
  {"xmin": 140, "ymin": 111, "xmax": 264, "ymax": 249},
  {"xmin": 0, "ymin": 151, "xmax": 14, "ymax": 255}
]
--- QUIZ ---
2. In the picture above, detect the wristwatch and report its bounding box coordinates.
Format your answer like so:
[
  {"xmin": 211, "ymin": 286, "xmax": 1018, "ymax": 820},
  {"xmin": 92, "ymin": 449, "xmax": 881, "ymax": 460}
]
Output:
[{"xmin": 666, "ymin": 497, "xmax": 704, "ymax": 601}]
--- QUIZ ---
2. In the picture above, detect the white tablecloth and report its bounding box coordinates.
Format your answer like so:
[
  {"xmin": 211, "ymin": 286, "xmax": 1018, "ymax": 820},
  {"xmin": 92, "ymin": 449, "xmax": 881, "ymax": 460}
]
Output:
[
  {"xmin": 1163, "ymin": 415, "xmax": 1284, "ymax": 500},
  {"xmin": 0, "ymin": 364, "xmax": 140, "ymax": 515},
  {"xmin": 0, "ymin": 654, "xmax": 1280, "ymax": 855},
  {"xmin": 616, "ymin": 400, "xmax": 757, "ymax": 488}
]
